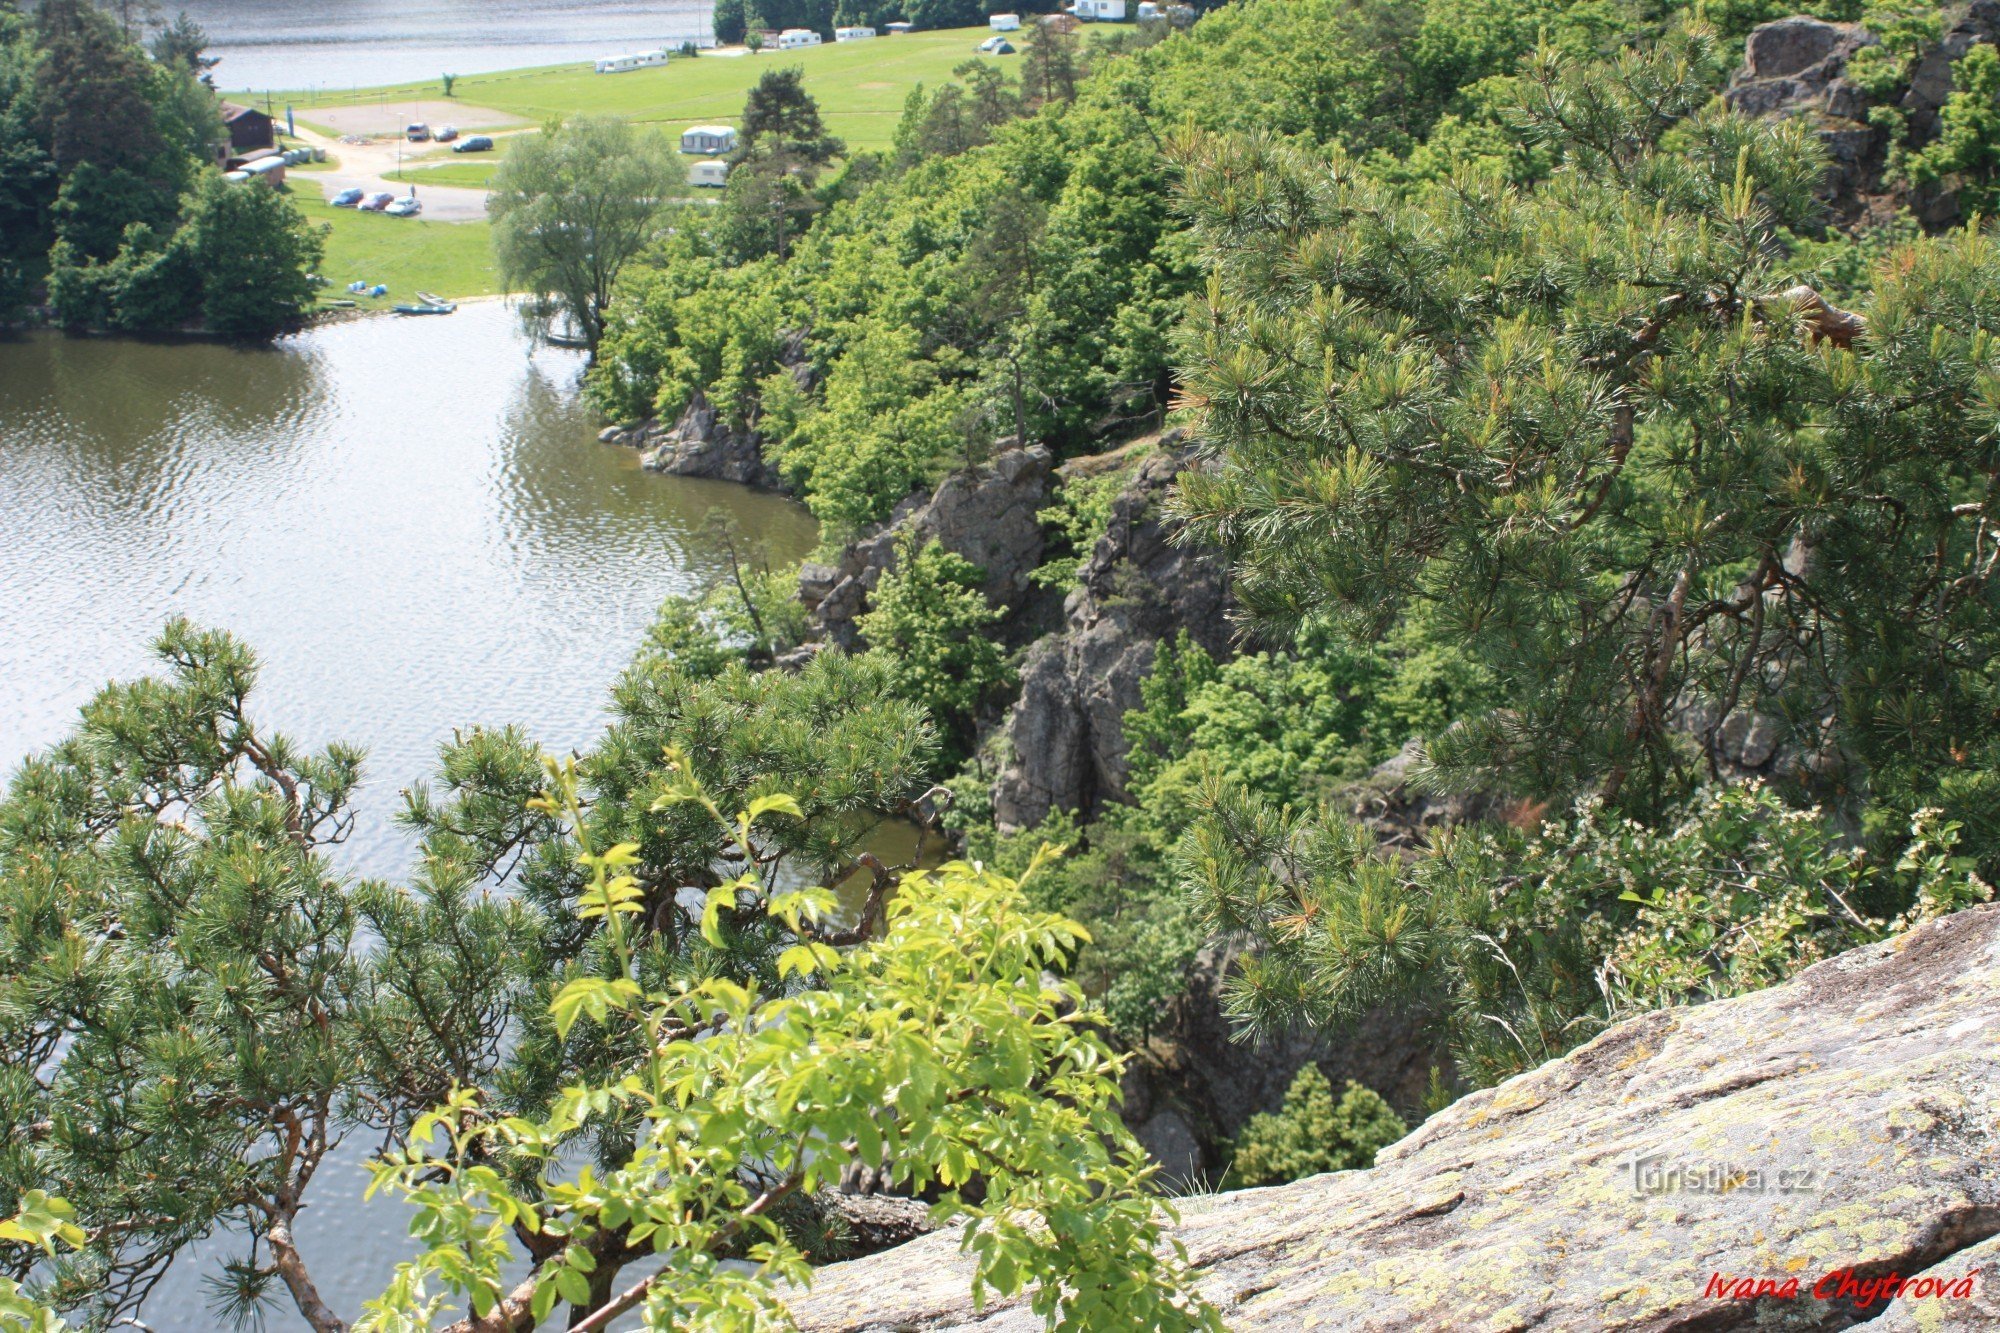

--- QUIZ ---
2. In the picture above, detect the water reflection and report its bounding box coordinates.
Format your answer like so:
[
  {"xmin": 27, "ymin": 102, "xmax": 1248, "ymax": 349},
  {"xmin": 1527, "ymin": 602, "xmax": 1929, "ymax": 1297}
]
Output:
[{"xmin": 0, "ymin": 301, "xmax": 816, "ymax": 881}]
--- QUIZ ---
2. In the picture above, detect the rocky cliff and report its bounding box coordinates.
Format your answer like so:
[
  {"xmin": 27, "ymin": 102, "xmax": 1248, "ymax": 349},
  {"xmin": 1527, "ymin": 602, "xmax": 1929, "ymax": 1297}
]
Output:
[
  {"xmin": 990, "ymin": 433, "xmax": 1232, "ymax": 832},
  {"xmin": 796, "ymin": 446, "xmax": 1055, "ymax": 652},
  {"xmin": 1726, "ymin": 4, "xmax": 2000, "ymax": 226},
  {"xmin": 787, "ymin": 903, "xmax": 2000, "ymax": 1330}
]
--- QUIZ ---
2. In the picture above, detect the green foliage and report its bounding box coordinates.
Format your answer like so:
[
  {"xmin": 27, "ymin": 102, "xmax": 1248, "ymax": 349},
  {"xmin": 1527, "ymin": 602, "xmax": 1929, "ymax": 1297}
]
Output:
[
  {"xmin": 1029, "ymin": 464, "xmax": 1121, "ymax": 588},
  {"xmin": 489, "ymin": 116, "xmax": 684, "ymax": 354},
  {"xmin": 1907, "ymin": 42, "xmax": 2000, "ymax": 214},
  {"xmin": 360, "ymin": 767, "xmax": 1223, "ymax": 1333},
  {"xmin": 714, "ymin": 0, "xmax": 748, "ymax": 44},
  {"xmin": 0, "ymin": 0, "xmax": 318, "ymax": 334},
  {"xmin": 1173, "ymin": 27, "xmax": 2000, "ymax": 844},
  {"xmin": 715, "ymin": 67, "xmax": 845, "ymax": 262},
  {"xmin": 1229, "ymin": 1067, "xmax": 1407, "ymax": 1188},
  {"xmin": 48, "ymin": 172, "xmax": 324, "ymax": 337},
  {"xmin": 0, "ymin": 1193, "xmax": 83, "ymax": 1332},
  {"xmin": 858, "ymin": 535, "xmax": 1011, "ymax": 755},
  {"xmin": 31, "ymin": 0, "xmax": 165, "ymax": 172},
  {"xmin": 1846, "ymin": 0, "xmax": 1944, "ymax": 98},
  {"xmin": 957, "ymin": 618, "xmax": 1495, "ymax": 1046},
  {"xmin": 738, "ymin": 66, "xmax": 844, "ymax": 166},
  {"xmin": 609, "ymin": 1, "xmax": 1451, "ymax": 529},
  {"xmin": 173, "ymin": 171, "xmax": 325, "ymax": 336},
  {"xmin": 1178, "ymin": 779, "xmax": 1992, "ymax": 1092},
  {"xmin": 0, "ymin": 622, "xmax": 536, "ymax": 1326},
  {"xmin": 0, "ymin": 615, "xmax": 944, "ymax": 1329},
  {"xmin": 149, "ymin": 12, "xmax": 217, "ymax": 83}
]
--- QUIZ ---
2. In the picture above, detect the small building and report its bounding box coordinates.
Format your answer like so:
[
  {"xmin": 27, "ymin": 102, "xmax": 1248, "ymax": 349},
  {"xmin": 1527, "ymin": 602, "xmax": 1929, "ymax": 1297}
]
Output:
[
  {"xmin": 775, "ymin": 27, "xmax": 822, "ymax": 48},
  {"xmin": 680, "ymin": 124, "xmax": 738, "ymax": 155},
  {"xmin": 834, "ymin": 25, "xmax": 876, "ymax": 41},
  {"xmin": 883, "ymin": 20, "xmax": 914, "ymax": 32},
  {"xmin": 1071, "ymin": 0, "xmax": 1126, "ymax": 18},
  {"xmin": 595, "ymin": 49, "xmax": 669, "ymax": 73},
  {"xmin": 219, "ymin": 102, "xmax": 275, "ymax": 155},
  {"xmin": 689, "ymin": 158, "xmax": 730, "ymax": 188},
  {"xmin": 989, "ymin": 12, "xmax": 1021, "ymax": 30}
]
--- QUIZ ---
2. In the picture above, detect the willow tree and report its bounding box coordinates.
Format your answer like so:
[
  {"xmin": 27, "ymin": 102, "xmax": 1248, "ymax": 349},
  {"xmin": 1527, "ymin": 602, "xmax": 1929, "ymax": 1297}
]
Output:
[
  {"xmin": 1172, "ymin": 27, "xmax": 2000, "ymax": 842},
  {"xmin": 488, "ymin": 116, "xmax": 684, "ymax": 355}
]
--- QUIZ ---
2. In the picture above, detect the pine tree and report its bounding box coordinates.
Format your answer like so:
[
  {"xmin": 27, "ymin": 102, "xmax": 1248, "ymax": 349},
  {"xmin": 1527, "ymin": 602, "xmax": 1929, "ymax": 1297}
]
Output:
[
  {"xmin": 0, "ymin": 614, "xmax": 948, "ymax": 1329},
  {"xmin": 1172, "ymin": 26, "xmax": 2000, "ymax": 838}
]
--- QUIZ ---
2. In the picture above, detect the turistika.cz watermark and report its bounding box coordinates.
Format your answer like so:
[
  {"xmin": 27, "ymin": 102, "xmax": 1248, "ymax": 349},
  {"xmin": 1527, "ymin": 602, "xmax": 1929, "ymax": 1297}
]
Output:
[
  {"xmin": 1704, "ymin": 1267, "xmax": 1983, "ymax": 1310},
  {"xmin": 1621, "ymin": 1151, "xmax": 1820, "ymax": 1196}
]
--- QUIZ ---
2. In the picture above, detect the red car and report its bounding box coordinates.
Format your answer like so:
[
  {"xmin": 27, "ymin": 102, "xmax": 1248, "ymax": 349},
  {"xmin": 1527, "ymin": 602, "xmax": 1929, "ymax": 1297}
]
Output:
[{"xmin": 359, "ymin": 191, "xmax": 395, "ymax": 212}]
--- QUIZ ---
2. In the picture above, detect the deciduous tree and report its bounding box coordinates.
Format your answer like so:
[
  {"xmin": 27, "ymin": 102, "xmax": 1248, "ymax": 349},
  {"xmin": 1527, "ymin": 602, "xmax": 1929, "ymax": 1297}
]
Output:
[{"xmin": 489, "ymin": 116, "xmax": 684, "ymax": 355}]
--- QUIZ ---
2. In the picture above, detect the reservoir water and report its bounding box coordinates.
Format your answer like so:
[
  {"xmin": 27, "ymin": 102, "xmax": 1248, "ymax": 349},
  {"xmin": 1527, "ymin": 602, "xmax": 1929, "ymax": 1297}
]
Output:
[
  {"xmin": 176, "ymin": 0, "xmax": 716, "ymax": 92},
  {"xmin": 0, "ymin": 303, "xmax": 817, "ymax": 1324},
  {"xmin": 0, "ymin": 302, "xmax": 815, "ymax": 873}
]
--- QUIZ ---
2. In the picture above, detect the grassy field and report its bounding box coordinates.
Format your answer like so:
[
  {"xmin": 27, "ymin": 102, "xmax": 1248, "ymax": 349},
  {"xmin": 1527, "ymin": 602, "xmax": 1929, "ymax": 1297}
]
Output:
[
  {"xmin": 387, "ymin": 158, "xmax": 501, "ymax": 188},
  {"xmin": 258, "ymin": 27, "xmax": 1034, "ymax": 302},
  {"xmin": 296, "ymin": 190, "xmax": 500, "ymax": 301},
  {"xmin": 257, "ymin": 28, "xmax": 1011, "ymax": 154}
]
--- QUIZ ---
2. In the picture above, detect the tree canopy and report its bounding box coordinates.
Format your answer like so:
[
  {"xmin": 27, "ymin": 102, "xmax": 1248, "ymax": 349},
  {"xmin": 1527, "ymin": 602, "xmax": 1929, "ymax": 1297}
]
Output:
[{"xmin": 489, "ymin": 116, "xmax": 684, "ymax": 355}]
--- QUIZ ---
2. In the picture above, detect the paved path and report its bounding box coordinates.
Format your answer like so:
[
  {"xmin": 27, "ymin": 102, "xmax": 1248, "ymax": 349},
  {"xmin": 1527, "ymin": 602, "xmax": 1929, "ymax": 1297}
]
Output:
[{"xmin": 292, "ymin": 124, "xmax": 496, "ymax": 222}]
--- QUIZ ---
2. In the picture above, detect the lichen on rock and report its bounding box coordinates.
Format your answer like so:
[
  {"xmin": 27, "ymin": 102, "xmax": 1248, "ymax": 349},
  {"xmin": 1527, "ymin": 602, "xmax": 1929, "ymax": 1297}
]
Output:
[{"xmin": 784, "ymin": 904, "xmax": 2000, "ymax": 1331}]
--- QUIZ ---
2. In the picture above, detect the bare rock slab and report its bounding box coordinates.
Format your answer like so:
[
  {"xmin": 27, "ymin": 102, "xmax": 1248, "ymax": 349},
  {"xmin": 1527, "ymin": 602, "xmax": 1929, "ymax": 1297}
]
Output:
[{"xmin": 785, "ymin": 905, "xmax": 2000, "ymax": 1331}]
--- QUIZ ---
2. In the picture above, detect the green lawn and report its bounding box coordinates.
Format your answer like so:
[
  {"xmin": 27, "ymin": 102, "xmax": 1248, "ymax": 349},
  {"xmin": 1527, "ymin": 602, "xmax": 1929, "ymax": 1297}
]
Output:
[
  {"xmin": 260, "ymin": 28, "xmax": 1026, "ymax": 301},
  {"xmin": 296, "ymin": 190, "xmax": 500, "ymax": 301},
  {"xmin": 386, "ymin": 158, "xmax": 501, "ymax": 188},
  {"xmin": 384, "ymin": 149, "xmax": 711, "ymax": 195},
  {"xmin": 257, "ymin": 28, "xmax": 1013, "ymax": 153}
]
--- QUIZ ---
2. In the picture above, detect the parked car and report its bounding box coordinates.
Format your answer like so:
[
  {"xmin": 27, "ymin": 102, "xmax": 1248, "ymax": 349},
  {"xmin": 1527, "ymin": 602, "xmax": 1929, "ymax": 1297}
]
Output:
[
  {"xmin": 452, "ymin": 135, "xmax": 494, "ymax": 153},
  {"xmin": 330, "ymin": 187, "xmax": 364, "ymax": 207},
  {"xmin": 976, "ymin": 35, "xmax": 1015, "ymax": 52},
  {"xmin": 384, "ymin": 196, "xmax": 423, "ymax": 217},
  {"xmin": 434, "ymin": 125, "xmax": 459, "ymax": 142},
  {"xmin": 405, "ymin": 122, "xmax": 431, "ymax": 142},
  {"xmin": 359, "ymin": 191, "xmax": 395, "ymax": 211}
]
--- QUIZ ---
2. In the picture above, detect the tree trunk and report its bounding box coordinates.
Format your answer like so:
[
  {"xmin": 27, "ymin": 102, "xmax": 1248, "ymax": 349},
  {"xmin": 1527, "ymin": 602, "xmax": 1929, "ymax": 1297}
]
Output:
[{"xmin": 267, "ymin": 1217, "xmax": 348, "ymax": 1333}]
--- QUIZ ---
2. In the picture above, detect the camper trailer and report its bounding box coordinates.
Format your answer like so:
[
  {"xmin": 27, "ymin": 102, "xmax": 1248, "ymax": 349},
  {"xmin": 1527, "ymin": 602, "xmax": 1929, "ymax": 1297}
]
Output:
[
  {"xmin": 835, "ymin": 25, "xmax": 876, "ymax": 40},
  {"xmin": 680, "ymin": 125, "xmax": 738, "ymax": 155},
  {"xmin": 595, "ymin": 49, "xmax": 669, "ymax": 73},
  {"xmin": 775, "ymin": 27, "xmax": 822, "ymax": 48},
  {"xmin": 1071, "ymin": 0, "xmax": 1127, "ymax": 17},
  {"xmin": 989, "ymin": 12, "xmax": 1021, "ymax": 29},
  {"xmin": 689, "ymin": 159, "xmax": 730, "ymax": 188}
]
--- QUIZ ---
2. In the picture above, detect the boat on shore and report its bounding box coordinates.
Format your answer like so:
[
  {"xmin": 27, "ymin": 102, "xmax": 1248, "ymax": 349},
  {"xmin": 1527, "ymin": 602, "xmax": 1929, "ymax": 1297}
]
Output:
[{"xmin": 394, "ymin": 292, "xmax": 458, "ymax": 315}]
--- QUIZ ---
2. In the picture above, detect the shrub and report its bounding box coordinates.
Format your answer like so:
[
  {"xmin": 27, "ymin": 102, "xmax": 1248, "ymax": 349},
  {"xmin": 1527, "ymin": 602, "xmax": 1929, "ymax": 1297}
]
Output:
[{"xmin": 1230, "ymin": 1066, "xmax": 1408, "ymax": 1188}]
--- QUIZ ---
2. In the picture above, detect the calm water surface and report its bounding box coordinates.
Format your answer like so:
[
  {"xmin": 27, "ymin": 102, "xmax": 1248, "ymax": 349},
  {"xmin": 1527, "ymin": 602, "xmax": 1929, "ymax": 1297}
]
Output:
[
  {"xmin": 179, "ymin": 0, "xmax": 715, "ymax": 91},
  {"xmin": 0, "ymin": 301, "xmax": 817, "ymax": 1326},
  {"xmin": 0, "ymin": 300, "xmax": 815, "ymax": 879}
]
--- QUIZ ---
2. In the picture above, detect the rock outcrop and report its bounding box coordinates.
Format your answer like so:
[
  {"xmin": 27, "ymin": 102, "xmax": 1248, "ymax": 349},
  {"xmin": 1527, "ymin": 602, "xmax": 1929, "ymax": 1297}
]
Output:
[
  {"xmin": 990, "ymin": 433, "xmax": 1231, "ymax": 831},
  {"xmin": 640, "ymin": 391, "xmax": 785, "ymax": 489},
  {"xmin": 795, "ymin": 446, "xmax": 1054, "ymax": 651},
  {"xmin": 1725, "ymin": 5, "xmax": 2000, "ymax": 226},
  {"xmin": 787, "ymin": 903, "xmax": 2000, "ymax": 1331},
  {"xmin": 599, "ymin": 332, "xmax": 816, "ymax": 491}
]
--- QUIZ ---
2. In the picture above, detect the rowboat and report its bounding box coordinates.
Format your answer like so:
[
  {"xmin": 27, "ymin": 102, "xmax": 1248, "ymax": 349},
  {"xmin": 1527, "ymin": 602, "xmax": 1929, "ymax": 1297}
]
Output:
[{"xmin": 394, "ymin": 293, "xmax": 458, "ymax": 316}]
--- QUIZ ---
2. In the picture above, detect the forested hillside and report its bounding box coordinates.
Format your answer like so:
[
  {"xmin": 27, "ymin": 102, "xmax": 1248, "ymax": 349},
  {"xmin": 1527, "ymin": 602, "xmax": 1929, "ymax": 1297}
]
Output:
[
  {"xmin": 0, "ymin": 0, "xmax": 323, "ymax": 335},
  {"xmin": 6, "ymin": 0, "xmax": 2000, "ymax": 1328}
]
